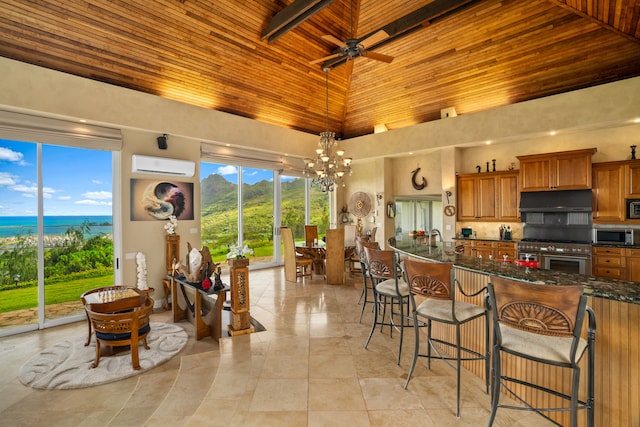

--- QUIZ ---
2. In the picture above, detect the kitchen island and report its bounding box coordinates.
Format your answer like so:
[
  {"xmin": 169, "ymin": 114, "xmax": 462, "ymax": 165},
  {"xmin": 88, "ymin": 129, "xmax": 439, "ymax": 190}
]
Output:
[{"xmin": 389, "ymin": 238, "xmax": 640, "ymax": 427}]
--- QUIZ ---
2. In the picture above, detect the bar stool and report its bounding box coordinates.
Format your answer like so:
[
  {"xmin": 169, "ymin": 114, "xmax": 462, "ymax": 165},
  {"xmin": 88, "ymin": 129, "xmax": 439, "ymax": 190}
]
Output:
[
  {"xmin": 402, "ymin": 258, "xmax": 489, "ymax": 417},
  {"xmin": 486, "ymin": 277, "xmax": 596, "ymax": 427},
  {"xmin": 356, "ymin": 239, "xmax": 380, "ymax": 323},
  {"xmin": 363, "ymin": 247, "xmax": 410, "ymax": 365}
]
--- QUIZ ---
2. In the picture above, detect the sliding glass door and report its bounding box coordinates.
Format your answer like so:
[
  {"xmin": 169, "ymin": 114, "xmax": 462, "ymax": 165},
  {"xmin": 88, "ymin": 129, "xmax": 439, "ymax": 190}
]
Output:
[
  {"xmin": 201, "ymin": 162, "xmax": 330, "ymax": 268},
  {"xmin": 0, "ymin": 139, "xmax": 115, "ymax": 336}
]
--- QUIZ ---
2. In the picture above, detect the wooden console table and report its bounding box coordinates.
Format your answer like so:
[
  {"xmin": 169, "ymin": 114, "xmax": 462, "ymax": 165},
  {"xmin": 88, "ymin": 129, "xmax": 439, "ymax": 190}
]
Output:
[{"xmin": 168, "ymin": 275, "xmax": 229, "ymax": 341}]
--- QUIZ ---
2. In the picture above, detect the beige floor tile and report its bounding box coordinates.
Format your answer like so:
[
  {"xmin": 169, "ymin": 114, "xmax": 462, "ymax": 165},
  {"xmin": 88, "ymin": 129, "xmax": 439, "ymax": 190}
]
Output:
[
  {"xmin": 309, "ymin": 353, "xmax": 357, "ymax": 378},
  {"xmin": 308, "ymin": 410, "xmax": 372, "ymax": 427},
  {"xmin": 368, "ymin": 409, "xmax": 436, "ymax": 427},
  {"xmin": 308, "ymin": 378, "xmax": 366, "ymax": 411},
  {"xmin": 249, "ymin": 378, "xmax": 308, "ymax": 412},
  {"xmin": 360, "ymin": 378, "xmax": 424, "ymax": 411}
]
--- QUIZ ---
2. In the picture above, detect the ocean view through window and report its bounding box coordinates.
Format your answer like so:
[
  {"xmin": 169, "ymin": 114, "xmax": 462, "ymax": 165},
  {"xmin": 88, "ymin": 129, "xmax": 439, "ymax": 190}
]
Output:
[{"xmin": 0, "ymin": 139, "xmax": 115, "ymax": 336}]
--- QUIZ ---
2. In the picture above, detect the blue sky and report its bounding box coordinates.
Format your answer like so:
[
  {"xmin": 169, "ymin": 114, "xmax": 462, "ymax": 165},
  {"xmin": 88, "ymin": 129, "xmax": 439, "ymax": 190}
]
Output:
[{"xmin": 0, "ymin": 139, "xmax": 113, "ymax": 216}]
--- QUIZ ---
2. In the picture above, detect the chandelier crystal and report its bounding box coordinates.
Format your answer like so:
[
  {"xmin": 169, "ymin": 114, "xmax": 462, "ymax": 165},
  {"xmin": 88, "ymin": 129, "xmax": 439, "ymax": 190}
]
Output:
[{"xmin": 303, "ymin": 69, "xmax": 352, "ymax": 192}]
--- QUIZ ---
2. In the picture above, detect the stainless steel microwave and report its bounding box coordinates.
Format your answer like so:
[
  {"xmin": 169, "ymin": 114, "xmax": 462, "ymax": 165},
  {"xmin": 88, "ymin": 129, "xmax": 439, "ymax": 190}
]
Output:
[
  {"xmin": 627, "ymin": 199, "xmax": 640, "ymax": 219},
  {"xmin": 593, "ymin": 228, "xmax": 640, "ymax": 245}
]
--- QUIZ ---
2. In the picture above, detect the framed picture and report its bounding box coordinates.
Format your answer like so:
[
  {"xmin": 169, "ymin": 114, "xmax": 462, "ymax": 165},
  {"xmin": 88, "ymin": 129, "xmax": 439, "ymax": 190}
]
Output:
[
  {"xmin": 130, "ymin": 179, "xmax": 194, "ymax": 221},
  {"xmin": 386, "ymin": 202, "xmax": 396, "ymax": 218}
]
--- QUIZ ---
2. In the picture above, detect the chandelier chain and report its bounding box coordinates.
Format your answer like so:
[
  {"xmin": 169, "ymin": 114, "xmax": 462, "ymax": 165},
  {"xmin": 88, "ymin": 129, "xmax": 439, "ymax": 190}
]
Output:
[{"xmin": 302, "ymin": 69, "xmax": 352, "ymax": 192}]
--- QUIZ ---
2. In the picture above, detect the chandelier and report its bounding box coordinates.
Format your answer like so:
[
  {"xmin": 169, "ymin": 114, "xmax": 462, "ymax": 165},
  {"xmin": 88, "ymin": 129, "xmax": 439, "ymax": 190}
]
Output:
[{"xmin": 303, "ymin": 69, "xmax": 352, "ymax": 192}]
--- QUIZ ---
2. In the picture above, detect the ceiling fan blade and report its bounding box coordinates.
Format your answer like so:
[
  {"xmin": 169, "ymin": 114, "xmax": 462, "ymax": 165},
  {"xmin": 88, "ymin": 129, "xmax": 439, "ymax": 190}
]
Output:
[
  {"xmin": 321, "ymin": 34, "xmax": 345, "ymax": 47},
  {"xmin": 360, "ymin": 30, "xmax": 389, "ymax": 48},
  {"xmin": 363, "ymin": 50, "xmax": 394, "ymax": 63},
  {"xmin": 309, "ymin": 52, "xmax": 343, "ymax": 65}
]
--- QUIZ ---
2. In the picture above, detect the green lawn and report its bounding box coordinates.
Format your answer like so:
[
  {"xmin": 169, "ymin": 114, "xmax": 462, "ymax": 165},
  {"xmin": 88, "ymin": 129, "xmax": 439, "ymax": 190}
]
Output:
[{"xmin": 0, "ymin": 275, "xmax": 114, "ymax": 312}]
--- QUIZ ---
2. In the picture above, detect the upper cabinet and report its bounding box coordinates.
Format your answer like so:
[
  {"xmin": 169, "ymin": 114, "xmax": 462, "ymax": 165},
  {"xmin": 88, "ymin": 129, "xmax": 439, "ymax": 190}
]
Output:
[
  {"xmin": 592, "ymin": 162, "xmax": 625, "ymax": 223},
  {"xmin": 517, "ymin": 148, "xmax": 596, "ymax": 192},
  {"xmin": 457, "ymin": 171, "xmax": 519, "ymax": 222},
  {"xmin": 592, "ymin": 159, "xmax": 640, "ymax": 223}
]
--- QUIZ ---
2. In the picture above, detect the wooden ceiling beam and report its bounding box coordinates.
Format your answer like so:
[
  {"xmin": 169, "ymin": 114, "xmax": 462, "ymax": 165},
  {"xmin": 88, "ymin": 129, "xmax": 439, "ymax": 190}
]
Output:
[
  {"xmin": 323, "ymin": 0, "xmax": 482, "ymax": 69},
  {"xmin": 262, "ymin": 0, "xmax": 336, "ymax": 44}
]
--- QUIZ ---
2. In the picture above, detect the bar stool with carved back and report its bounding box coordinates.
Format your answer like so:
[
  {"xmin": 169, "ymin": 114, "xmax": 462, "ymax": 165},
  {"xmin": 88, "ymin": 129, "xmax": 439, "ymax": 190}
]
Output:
[
  {"xmin": 356, "ymin": 239, "xmax": 380, "ymax": 322},
  {"xmin": 402, "ymin": 258, "xmax": 490, "ymax": 418},
  {"xmin": 486, "ymin": 277, "xmax": 596, "ymax": 427},
  {"xmin": 363, "ymin": 247, "xmax": 410, "ymax": 365}
]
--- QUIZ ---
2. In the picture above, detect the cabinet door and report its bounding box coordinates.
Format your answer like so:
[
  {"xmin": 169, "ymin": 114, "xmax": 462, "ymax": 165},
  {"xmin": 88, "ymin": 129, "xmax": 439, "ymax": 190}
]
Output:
[
  {"xmin": 457, "ymin": 176, "xmax": 478, "ymax": 220},
  {"xmin": 592, "ymin": 163, "xmax": 625, "ymax": 222},
  {"xmin": 627, "ymin": 256, "xmax": 640, "ymax": 283},
  {"xmin": 477, "ymin": 176, "xmax": 497, "ymax": 219},
  {"xmin": 498, "ymin": 173, "xmax": 519, "ymax": 220},
  {"xmin": 626, "ymin": 162, "xmax": 640, "ymax": 197},
  {"xmin": 519, "ymin": 158, "xmax": 551, "ymax": 191},
  {"xmin": 555, "ymin": 152, "xmax": 592, "ymax": 190}
]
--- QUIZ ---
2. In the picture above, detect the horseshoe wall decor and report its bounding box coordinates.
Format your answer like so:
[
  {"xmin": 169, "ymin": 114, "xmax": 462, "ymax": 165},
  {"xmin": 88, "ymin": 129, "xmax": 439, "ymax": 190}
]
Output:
[{"xmin": 411, "ymin": 167, "xmax": 427, "ymax": 190}]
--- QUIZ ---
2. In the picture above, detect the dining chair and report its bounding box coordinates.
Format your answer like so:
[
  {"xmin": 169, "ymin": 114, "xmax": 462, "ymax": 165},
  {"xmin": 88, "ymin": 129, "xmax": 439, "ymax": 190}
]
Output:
[
  {"xmin": 304, "ymin": 224, "xmax": 318, "ymax": 247},
  {"xmin": 281, "ymin": 226, "xmax": 312, "ymax": 282},
  {"xmin": 402, "ymin": 257, "xmax": 489, "ymax": 417},
  {"xmin": 324, "ymin": 228, "xmax": 345, "ymax": 285},
  {"xmin": 85, "ymin": 296, "xmax": 154, "ymax": 370},
  {"xmin": 363, "ymin": 247, "xmax": 410, "ymax": 365},
  {"xmin": 486, "ymin": 277, "xmax": 596, "ymax": 427}
]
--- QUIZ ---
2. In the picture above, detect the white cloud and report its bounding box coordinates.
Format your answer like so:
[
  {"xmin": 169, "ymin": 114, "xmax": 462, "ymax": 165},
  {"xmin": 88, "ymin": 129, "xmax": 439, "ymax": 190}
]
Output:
[
  {"xmin": 13, "ymin": 184, "xmax": 56, "ymax": 199},
  {"xmin": 75, "ymin": 200, "xmax": 112, "ymax": 206},
  {"xmin": 82, "ymin": 190, "xmax": 112, "ymax": 200},
  {"xmin": 0, "ymin": 172, "xmax": 17, "ymax": 186},
  {"xmin": 58, "ymin": 196, "xmax": 72, "ymax": 200},
  {"xmin": 217, "ymin": 165, "xmax": 238, "ymax": 175},
  {"xmin": 92, "ymin": 179, "xmax": 103, "ymax": 185},
  {"xmin": 0, "ymin": 147, "xmax": 27, "ymax": 165}
]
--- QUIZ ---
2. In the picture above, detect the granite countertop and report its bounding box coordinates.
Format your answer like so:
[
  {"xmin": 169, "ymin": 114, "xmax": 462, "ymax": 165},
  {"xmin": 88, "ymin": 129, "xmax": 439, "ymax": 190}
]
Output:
[{"xmin": 390, "ymin": 240, "xmax": 640, "ymax": 304}]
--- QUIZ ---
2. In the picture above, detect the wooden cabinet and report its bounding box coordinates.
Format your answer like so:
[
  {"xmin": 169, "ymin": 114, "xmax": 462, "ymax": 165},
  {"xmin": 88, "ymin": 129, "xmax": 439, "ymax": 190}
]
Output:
[
  {"xmin": 456, "ymin": 171, "xmax": 519, "ymax": 221},
  {"xmin": 495, "ymin": 242, "xmax": 517, "ymax": 260},
  {"xmin": 591, "ymin": 160, "xmax": 640, "ymax": 224},
  {"xmin": 625, "ymin": 248, "xmax": 640, "ymax": 283},
  {"xmin": 518, "ymin": 148, "xmax": 596, "ymax": 191},
  {"xmin": 474, "ymin": 241, "xmax": 494, "ymax": 259},
  {"xmin": 626, "ymin": 162, "xmax": 640, "ymax": 197},
  {"xmin": 592, "ymin": 162, "xmax": 625, "ymax": 223},
  {"xmin": 497, "ymin": 173, "xmax": 519, "ymax": 221},
  {"xmin": 592, "ymin": 246, "xmax": 626, "ymax": 280},
  {"xmin": 454, "ymin": 239, "xmax": 517, "ymax": 260}
]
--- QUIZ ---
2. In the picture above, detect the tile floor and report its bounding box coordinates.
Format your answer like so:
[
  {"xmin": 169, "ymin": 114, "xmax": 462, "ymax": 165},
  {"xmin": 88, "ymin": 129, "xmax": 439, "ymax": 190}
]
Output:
[{"xmin": 0, "ymin": 267, "xmax": 554, "ymax": 426}]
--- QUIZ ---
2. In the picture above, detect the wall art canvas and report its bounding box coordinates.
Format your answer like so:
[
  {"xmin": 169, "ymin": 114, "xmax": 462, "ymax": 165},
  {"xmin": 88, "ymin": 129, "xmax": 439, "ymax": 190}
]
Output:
[{"xmin": 130, "ymin": 179, "xmax": 194, "ymax": 221}]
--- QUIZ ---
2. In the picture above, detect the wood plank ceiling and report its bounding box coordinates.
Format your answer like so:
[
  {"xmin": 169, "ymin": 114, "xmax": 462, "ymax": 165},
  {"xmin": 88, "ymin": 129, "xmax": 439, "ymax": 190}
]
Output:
[{"xmin": 1, "ymin": 0, "xmax": 639, "ymax": 139}]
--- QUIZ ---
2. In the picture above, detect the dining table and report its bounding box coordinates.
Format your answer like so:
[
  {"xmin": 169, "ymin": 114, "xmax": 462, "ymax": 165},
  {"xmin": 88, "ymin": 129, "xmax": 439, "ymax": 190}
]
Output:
[{"xmin": 295, "ymin": 244, "xmax": 326, "ymax": 274}]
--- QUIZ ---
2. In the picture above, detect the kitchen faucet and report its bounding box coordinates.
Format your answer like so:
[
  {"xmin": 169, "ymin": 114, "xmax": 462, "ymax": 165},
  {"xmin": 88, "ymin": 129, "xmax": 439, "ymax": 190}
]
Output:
[{"xmin": 429, "ymin": 228, "xmax": 443, "ymax": 245}]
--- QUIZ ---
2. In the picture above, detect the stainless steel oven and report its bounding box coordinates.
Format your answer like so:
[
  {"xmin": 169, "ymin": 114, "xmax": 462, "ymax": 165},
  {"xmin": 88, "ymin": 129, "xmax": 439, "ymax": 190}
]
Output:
[
  {"xmin": 542, "ymin": 253, "xmax": 591, "ymax": 275},
  {"xmin": 518, "ymin": 240, "xmax": 592, "ymax": 275}
]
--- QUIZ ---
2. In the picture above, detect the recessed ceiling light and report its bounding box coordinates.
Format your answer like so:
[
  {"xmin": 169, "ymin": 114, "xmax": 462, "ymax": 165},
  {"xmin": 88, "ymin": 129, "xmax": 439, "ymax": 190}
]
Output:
[
  {"xmin": 550, "ymin": 131, "xmax": 557, "ymax": 136},
  {"xmin": 79, "ymin": 119, "xmax": 87, "ymax": 123},
  {"xmin": 486, "ymin": 140, "xmax": 491, "ymax": 145}
]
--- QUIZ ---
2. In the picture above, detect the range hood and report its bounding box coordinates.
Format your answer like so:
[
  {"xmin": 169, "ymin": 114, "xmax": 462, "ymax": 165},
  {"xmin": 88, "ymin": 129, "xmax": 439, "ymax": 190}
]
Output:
[{"xmin": 519, "ymin": 189, "xmax": 592, "ymax": 213}]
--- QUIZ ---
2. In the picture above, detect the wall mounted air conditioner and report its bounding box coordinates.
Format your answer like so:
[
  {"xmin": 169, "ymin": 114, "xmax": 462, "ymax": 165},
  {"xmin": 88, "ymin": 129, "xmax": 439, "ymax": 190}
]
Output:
[{"xmin": 131, "ymin": 154, "xmax": 195, "ymax": 177}]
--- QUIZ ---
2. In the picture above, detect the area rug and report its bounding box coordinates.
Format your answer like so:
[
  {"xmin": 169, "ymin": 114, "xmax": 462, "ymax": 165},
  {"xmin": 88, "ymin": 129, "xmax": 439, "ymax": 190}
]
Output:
[{"xmin": 19, "ymin": 322, "xmax": 187, "ymax": 390}]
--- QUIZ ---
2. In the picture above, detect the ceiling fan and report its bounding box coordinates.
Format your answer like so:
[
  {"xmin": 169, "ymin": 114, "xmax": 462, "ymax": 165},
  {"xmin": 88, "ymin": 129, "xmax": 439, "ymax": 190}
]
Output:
[{"xmin": 310, "ymin": 1, "xmax": 394, "ymax": 68}]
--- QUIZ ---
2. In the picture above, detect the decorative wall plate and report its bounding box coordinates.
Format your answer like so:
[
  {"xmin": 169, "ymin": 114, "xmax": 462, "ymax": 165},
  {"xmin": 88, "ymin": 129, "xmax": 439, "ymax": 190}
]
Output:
[
  {"xmin": 349, "ymin": 192, "xmax": 372, "ymax": 218},
  {"xmin": 444, "ymin": 205, "xmax": 456, "ymax": 216}
]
